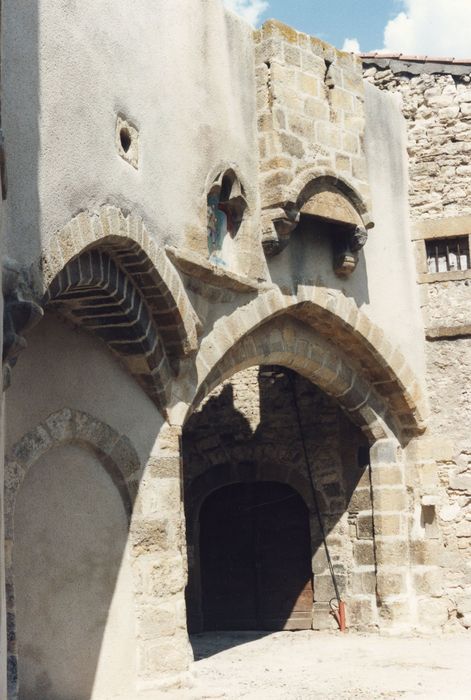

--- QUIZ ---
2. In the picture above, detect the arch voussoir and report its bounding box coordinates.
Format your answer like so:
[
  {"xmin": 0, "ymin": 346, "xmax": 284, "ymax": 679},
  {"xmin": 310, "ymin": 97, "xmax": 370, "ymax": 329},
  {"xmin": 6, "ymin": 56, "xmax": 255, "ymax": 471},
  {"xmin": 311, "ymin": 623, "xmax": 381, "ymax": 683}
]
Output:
[
  {"xmin": 190, "ymin": 289, "xmax": 426, "ymax": 439},
  {"xmin": 39, "ymin": 207, "xmax": 201, "ymax": 415}
]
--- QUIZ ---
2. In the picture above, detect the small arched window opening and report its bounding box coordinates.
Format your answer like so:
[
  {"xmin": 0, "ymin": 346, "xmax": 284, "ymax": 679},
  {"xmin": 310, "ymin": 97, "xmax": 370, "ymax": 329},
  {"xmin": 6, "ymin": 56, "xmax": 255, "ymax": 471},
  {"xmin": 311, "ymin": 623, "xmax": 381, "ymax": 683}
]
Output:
[{"xmin": 207, "ymin": 170, "xmax": 247, "ymax": 267}]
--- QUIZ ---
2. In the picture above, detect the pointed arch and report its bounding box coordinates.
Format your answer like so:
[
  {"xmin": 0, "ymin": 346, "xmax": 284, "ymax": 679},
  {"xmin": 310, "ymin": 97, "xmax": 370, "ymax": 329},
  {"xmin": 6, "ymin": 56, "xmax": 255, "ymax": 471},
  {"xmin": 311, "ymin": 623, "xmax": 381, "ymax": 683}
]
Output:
[
  {"xmin": 4, "ymin": 409, "xmax": 141, "ymax": 699},
  {"xmin": 39, "ymin": 206, "xmax": 199, "ymax": 357},
  {"xmin": 38, "ymin": 207, "xmax": 200, "ymax": 414},
  {"xmin": 176, "ymin": 287, "xmax": 428, "ymax": 439}
]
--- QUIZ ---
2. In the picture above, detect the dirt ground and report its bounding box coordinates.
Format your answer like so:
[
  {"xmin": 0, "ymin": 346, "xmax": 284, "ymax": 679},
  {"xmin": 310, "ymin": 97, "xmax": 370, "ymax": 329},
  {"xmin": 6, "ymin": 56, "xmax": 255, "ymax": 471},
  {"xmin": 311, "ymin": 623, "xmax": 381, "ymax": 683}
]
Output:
[{"xmin": 184, "ymin": 630, "xmax": 471, "ymax": 699}]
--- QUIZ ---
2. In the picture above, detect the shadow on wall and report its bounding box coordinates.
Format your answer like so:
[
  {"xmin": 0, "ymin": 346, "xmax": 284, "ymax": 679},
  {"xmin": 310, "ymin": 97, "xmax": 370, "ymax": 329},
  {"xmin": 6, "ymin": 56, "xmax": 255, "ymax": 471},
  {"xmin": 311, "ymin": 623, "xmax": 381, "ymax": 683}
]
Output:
[
  {"xmin": 3, "ymin": 1, "xmax": 44, "ymax": 697},
  {"xmin": 268, "ymin": 218, "xmax": 371, "ymax": 309},
  {"xmin": 3, "ymin": 0, "xmax": 42, "ymax": 275},
  {"xmin": 183, "ymin": 366, "xmax": 371, "ymax": 657}
]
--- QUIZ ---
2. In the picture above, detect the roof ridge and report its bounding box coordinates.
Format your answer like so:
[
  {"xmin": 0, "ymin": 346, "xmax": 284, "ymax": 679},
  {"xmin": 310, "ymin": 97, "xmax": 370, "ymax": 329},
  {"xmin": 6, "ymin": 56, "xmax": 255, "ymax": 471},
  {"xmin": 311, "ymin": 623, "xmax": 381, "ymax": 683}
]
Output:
[{"xmin": 360, "ymin": 51, "xmax": 471, "ymax": 66}]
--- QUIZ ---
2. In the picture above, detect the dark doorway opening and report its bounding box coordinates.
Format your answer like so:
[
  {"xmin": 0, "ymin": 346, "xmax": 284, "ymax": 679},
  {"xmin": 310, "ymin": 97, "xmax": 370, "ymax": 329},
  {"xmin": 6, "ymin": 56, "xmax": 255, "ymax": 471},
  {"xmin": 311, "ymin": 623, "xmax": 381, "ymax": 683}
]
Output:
[{"xmin": 199, "ymin": 481, "xmax": 313, "ymax": 631}]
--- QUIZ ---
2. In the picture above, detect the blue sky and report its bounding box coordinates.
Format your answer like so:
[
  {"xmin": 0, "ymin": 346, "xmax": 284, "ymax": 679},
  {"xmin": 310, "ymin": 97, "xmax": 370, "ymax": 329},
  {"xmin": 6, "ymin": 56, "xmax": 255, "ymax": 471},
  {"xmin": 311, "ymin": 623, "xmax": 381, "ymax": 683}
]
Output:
[
  {"xmin": 253, "ymin": 0, "xmax": 395, "ymax": 52},
  {"xmin": 224, "ymin": 1, "xmax": 471, "ymax": 57}
]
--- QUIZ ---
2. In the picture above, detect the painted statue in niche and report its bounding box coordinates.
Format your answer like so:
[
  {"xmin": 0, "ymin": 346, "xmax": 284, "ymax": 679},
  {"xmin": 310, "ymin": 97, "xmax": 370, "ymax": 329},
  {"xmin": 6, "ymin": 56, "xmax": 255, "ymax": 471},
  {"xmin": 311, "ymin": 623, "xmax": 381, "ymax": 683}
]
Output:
[
  {"xmin": 207, "ymin": 192, "xmax": 228, "ymax": 266},
  {"xmin": 207, "ymin": 170, "xmax": 247, "ymax": 267}
]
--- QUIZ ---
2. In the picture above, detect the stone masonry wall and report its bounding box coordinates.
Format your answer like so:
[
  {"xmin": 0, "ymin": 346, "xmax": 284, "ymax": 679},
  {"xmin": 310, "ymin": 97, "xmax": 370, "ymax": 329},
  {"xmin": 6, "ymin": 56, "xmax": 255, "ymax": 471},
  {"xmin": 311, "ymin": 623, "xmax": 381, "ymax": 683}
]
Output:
[
  {"xmin": 255, "ymin": 21, "xmax": 372, "ymax": 252},
  {"xmin": 364, "ymin": 64, "xmax": 471, "ymax": 221},
  {"xmin": 365, "ymin": 61, "xmax": 471, "ymax": 630},
  {"xmin": 183, "ymin": 366, "xmax": 382, "ymax": 631}
]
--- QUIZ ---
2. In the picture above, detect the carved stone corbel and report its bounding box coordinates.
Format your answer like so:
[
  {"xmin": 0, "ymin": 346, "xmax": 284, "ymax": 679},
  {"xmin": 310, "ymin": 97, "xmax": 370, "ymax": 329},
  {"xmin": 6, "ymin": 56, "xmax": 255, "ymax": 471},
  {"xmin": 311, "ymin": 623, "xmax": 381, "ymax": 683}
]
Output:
[
  {"xmin": 261, "ymin": 205, "xmax": 300, "ymax": 257},
  {"xmin": 349, "ymin": 225, "xmax": 368, "ymax": 252},
  {"xmin": 333, "ymin": 225, "xmax": 369, "ymax": 278},
  {"xmin": 3, "ymin": 257, "xmax": 43, "ymax": 389}
]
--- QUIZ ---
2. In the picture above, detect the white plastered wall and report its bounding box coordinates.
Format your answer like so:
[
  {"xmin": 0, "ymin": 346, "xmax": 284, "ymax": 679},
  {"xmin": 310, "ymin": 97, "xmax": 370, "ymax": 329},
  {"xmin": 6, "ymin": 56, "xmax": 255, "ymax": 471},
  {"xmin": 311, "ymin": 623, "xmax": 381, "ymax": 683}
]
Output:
[
  {"xmin": 5, "ymin": 315, "xmax": 162, "ymax": 457},
  {"xmin": 2, "ymin": 0, "xmax": 260, "ymax": 269},
  {"xmin": 6, "ymin": 314, "xmax": 164, "ymax": 697},
  {"xmin": 14, "ymin": 444, "xmax": 135, "ymax": 700},
  {"xmin": 363, "ymin": 82, "xmax": 426, "ymax": 383}
]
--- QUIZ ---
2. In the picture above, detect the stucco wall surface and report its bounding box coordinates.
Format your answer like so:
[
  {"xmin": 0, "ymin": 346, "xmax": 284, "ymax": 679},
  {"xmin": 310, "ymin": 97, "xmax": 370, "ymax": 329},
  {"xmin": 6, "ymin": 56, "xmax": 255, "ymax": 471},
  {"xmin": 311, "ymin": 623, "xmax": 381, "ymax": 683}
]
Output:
[
  {"xmin": 14, "ymin": 444, "xmax": 135, "ymax": 700},
  {"xmin": 4, "ymin": 315, "xmax": 192, "ymax": 696},
  {"xmin": 5, "ymin": 314, "xmax": 162, "ymax": 458},
  {"xmin": 363, "ymin": 82, "xmax": 425, "ymax": 383},
  {"xmin": 2, "ymin": 0, "xmax": 260, "ymax": 271}
]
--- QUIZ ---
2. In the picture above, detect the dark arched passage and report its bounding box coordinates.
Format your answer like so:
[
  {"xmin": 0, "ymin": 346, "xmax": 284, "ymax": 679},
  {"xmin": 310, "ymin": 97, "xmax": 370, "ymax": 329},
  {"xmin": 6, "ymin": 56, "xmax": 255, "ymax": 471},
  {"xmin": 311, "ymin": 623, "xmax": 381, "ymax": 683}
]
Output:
[{"xmin": 198, "ymin": 481, "xmax": 313, "ymax": 631}]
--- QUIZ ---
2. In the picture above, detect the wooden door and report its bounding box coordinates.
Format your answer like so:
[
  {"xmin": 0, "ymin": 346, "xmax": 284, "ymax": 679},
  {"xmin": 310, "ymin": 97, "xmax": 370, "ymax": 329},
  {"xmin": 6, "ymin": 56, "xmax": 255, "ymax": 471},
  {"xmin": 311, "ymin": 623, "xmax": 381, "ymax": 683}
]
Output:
[{"xmin": 200, "ymin": 481, "xmax": 313, "ymax": 630}]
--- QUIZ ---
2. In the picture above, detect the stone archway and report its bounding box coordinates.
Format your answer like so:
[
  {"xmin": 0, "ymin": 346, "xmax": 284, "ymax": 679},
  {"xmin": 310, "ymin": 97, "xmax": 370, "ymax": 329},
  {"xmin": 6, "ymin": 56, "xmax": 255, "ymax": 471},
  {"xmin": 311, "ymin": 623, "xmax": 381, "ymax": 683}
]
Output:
[
  {"xmin": 39, "ymin": 206, "xmax": 198, "ymax": 359},
  {"xmin": 182, "ymin": 287, "xmax": 428, "ymax": 440},
  {"xmin": 182, "ymin": 363, "xmax": 402, "ymax": 637},
  {"xmin": 36, "ymin": 207, "xmax": 200, "ymax": 416},
  {"xmin": 181, "ymin": 307, "xmax": 421, "ymax": 634}
]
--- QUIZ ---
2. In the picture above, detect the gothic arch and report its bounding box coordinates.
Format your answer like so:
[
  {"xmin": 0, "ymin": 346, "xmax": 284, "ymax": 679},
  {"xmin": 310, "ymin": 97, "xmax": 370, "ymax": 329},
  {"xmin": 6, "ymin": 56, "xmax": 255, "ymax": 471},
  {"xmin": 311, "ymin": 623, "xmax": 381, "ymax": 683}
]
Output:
[
  {"xmin": 38, "ymin": 207, "xmax": 199, "ymax": 413},
  {"xmin": 4, "ymin": 408, "xmax": 141, "ymax": 699},
  {"xmin": 39, "ymin": 206, "xmax": 199, "ymax": 357},
  {"xmin": 4, "ymin": 408, "xmax": 140, "ymax": 539},
  {"xmin": 193, "ymin": 317, "xmax": 392, "ymax": 442},
  {"xmin": 182, "ymin": 287, "xmax": 428, "ymax": 439},
  {"xmin": 202, "ymin": 161, "xmax": 254, "ymax": 212}
]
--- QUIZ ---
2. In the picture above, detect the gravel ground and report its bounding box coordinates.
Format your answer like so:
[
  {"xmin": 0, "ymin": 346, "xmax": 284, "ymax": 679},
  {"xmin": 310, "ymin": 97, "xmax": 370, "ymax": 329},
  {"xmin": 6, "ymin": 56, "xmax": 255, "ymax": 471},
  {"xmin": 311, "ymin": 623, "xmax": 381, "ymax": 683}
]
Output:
[{"xmin": 182, "ymin": 630, "xmax": 471, "ymax": 699}]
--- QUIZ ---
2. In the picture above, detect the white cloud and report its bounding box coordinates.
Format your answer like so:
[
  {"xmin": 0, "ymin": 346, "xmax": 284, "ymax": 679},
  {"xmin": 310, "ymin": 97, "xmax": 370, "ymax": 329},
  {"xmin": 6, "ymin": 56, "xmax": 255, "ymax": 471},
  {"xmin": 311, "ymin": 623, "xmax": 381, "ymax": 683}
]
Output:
[
  {"xmin": 342, "ymin": 38, "xmax": 361, "ymax": 53},
  {"xmin": 383, "ymin": 0, "xmax": 471, "ymax": 56},
  {"xmin": 223, "ymin": 0, "xmax": 269, "ymax": 27}
]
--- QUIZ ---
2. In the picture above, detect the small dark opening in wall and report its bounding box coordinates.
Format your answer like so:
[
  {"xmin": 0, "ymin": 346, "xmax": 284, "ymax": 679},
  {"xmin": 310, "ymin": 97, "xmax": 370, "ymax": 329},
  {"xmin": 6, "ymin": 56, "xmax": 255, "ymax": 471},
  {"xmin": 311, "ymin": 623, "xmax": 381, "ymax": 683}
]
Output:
[
  {"xmin": 420, "ymin": 504, "xmax": 435, "ymax": 528},
  {"xmin": 420, "ymin": 504, "xmax": 439, "ymax": 539},
  {"xmin": 120, "ymin": 127, "xmax": 131, "ymax": 153},
  {"xmin": 357, "ymin": 445, "xmax": 370, "ymax": 470}
]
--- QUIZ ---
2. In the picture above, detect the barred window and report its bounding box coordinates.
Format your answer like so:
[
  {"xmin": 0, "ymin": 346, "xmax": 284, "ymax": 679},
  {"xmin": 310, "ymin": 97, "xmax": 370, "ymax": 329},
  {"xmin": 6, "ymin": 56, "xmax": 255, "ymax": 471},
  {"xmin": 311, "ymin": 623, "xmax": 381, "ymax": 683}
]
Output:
[{"xmin": 426, "ymin": 236, "xmax": 470, "ymax": 274}]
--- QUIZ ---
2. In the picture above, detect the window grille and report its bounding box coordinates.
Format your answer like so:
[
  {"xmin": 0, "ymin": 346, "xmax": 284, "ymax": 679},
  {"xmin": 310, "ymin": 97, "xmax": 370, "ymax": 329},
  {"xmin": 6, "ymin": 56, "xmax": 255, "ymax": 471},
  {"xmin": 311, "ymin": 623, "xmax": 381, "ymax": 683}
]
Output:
[{"xmin": 426, "ymin": 236, "xmax": 470, "ymax": 274}]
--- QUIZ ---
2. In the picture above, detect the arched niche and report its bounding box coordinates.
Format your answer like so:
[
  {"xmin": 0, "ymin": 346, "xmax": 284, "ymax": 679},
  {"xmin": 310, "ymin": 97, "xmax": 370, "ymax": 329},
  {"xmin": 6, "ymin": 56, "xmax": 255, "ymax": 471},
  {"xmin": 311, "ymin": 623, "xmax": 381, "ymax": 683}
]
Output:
[
  {"xmin": 4, "ymin": 409, "xmax": 140, "ymax": 700},
  {"xmin": 13, "ymin": 444, "xmax": 136, "ymax": 700},
  {"xmin": 298, "ymin": 183, "xmax": 369, "ymax": 278},
  {"xmin": 206, "ymin": 169, "xmax": 247, "ymax": 271},
  {"xmin": 262, "ymin": 170, "xmax": 374, "ymax": 278}
]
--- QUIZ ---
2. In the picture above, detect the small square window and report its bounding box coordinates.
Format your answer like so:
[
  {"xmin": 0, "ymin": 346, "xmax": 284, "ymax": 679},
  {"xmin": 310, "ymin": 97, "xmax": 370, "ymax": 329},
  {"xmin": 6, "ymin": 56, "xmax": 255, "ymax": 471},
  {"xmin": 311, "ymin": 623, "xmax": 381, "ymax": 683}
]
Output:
[{"xmin": 426, "ymin": 236, "xmax": 470, "ymax": 273}]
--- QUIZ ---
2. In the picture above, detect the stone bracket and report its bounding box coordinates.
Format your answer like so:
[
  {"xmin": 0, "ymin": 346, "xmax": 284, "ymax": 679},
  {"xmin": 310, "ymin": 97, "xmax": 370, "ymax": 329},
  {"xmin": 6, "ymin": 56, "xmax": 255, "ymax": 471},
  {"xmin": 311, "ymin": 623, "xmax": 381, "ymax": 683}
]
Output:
[
  {"xmin": 333, "ymin": 226, "xmax": 369, "ymax": 278},
  {"xmin": 261, "ymin": 204, "xmax": 300, "ymax": 257},
  {"xmin": 3, "ymin": 257, "xmax": 44, "ymax": 390}
]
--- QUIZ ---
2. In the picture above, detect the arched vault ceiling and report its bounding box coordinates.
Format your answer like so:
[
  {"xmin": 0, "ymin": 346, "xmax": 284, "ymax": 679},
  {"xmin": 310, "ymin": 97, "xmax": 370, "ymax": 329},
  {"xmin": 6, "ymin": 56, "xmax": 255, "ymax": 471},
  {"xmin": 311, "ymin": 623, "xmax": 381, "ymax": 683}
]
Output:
[{"xmin": 40, "ymin": 207, "xmax": 200, "ymax": 415}]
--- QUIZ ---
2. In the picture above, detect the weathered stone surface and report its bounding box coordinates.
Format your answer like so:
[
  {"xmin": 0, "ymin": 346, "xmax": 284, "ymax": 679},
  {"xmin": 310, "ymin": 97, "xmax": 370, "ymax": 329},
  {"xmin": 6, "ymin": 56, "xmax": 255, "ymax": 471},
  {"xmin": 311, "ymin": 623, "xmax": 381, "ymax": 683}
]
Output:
[{"xmin": 449, "ymin": 472, "xmax": 471, "ymax": 492}]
